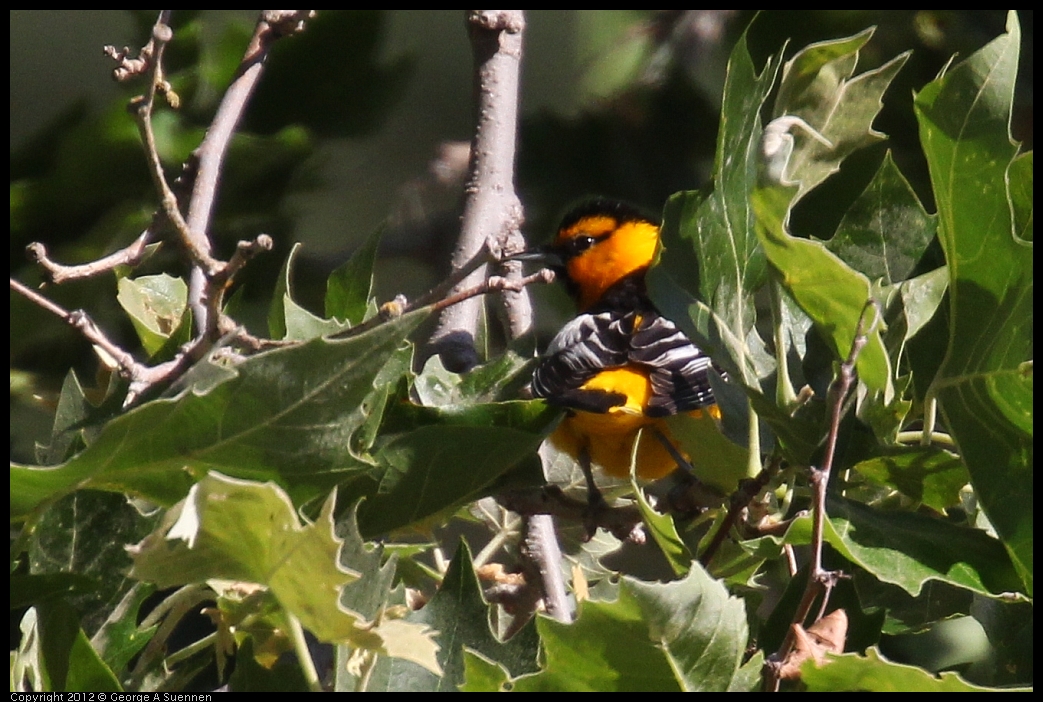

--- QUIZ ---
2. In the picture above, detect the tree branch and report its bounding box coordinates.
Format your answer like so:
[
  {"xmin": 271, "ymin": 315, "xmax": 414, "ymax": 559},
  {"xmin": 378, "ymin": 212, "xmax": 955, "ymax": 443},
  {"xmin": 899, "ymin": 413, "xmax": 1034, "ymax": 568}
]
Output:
[
  {"xmin": 427, "ymin": 10, "xmax": 527, "ymax": 373},
  {"xmin": 764, "ymin": 300, "xmax": 879, "ymax": 690},
  {"xmin": 19, "ymin": 13, "xmax": 313, "ymax": 407},
  {"xmin": 183, "ymin": 11, "xmax": 314, "ymax": 337},
  {"xmin": 26, "ymin": 226, "xmax": 155, "ymax": 284},
  {"xmin": 499, "ymin": 487, "xmax": 645, "ymax": 545},
  {"xmin": 10, "ymin": 277, "xmax": 206, "ymax": 407}
]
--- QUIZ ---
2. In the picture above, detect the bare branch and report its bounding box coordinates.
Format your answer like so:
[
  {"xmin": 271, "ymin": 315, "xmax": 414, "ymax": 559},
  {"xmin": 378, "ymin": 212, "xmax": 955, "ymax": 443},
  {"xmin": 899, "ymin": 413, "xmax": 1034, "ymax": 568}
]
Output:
[
  {"xmin": 698, "ymin": 456, "xmax": 780, "ymax": 567},
  {"xmin": 183, "ymin": 11, "xmax": 315, "ymax": 336},
  {"xmin": 122, "ymin": 12, "xmax": 223, "ymax": 279},
  {"xmin": 102, "ymin": 10, "xmax": 172, "ymax": 83},
  {"xmin": 428, "ymin": 10, "xmax": 527, "ymax": 373},
  {"xmin": 440, "ymin": 11, "xmax": 569, "ymax": 632},
  {"xmin": 330, "ymin": 265, "xmax": 554, "ymax": 343},
  {"xmin": 765, "ymin": 300, "xmax": 880, "ymax": 690},
  {"xmin": 10, "ymin": 277, "xmax": 212, "ymax": 408},
  {"xmin": 521, "ymin": 513, "xmax": 572, "ymax": 623},
  {"xmin": 431, "ymin": 268, "xmax": 554, "ymax": 316},
  {"xmin": 26, "ymin": 226, "xmax": 155, "ymax": 284},
  {"xmin": 499, "ymin": 487, "xmax": 645, "ymax": 544}
]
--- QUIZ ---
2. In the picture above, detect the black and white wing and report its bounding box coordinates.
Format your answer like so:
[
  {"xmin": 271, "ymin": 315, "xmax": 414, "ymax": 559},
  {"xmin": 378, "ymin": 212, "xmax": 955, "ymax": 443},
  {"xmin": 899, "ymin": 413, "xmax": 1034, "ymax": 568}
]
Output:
[
  {"xmin": 630, "ymin": 313, "xmax": 718, "ymax": 416},
  {"xmin": 530, "ymin": 310, "xmax": 632, "ymax": 413}
]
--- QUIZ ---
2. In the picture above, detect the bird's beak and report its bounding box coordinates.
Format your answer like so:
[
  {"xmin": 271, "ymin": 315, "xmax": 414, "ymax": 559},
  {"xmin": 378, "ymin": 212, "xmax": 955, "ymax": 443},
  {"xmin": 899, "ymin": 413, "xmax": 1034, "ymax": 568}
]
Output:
[{"xmin": 505, "ymin": 245, "xmax": 563, "ymax": 267}]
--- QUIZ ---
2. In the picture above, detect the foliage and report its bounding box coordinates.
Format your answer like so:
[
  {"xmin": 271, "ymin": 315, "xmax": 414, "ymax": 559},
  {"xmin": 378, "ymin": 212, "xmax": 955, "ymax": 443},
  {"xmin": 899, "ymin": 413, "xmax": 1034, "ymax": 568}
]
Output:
[{"xmin": 10, "ymin": 10, "xmax": 1032, "ymax": 693}]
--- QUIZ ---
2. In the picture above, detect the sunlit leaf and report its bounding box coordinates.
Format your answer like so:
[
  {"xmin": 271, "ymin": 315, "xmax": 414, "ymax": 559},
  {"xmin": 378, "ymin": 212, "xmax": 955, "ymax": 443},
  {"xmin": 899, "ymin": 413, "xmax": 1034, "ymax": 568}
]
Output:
[
  {"xmin": 369, "ymin": 543, "xmax": 539, "ymax": 691},
  {"xmin": 781, "ymin": 497, "xmax": 1023, "ymax": 597},
  {"xmin": 915, "ymin": 10, "xmax": 1033, "ymax": 595},
  {"xmin": 802, "ymin": 647, "xmax": 1029, "ymax": 692},
  {"xmin": 128, "ymin": 473, "xmax": 440, "ymax": 671},
  {"xmin": 117, "ymin": 274, "xmax": 190, "ymax": 358},
  {"xmin": 852, "ymin": 445, "xmax": 968, "ymax": 512},
  {"xmin": 513, "ymin": 565, "xmax": 750, "ymax": 691}
]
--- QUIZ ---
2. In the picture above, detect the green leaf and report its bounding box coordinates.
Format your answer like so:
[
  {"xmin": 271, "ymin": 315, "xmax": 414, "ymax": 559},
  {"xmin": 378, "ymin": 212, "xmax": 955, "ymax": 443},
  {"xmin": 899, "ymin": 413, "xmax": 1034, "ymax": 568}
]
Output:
[
  {"xmin": 826, "ymin": 151, "xmax": 937, "ymax": 284},
  {"xmin": 117, "ymin": 274, "xmax": 190, "ymax": 358},
  {"xmin": 357, "ymin": 400, "xmax": 558, "ymax": 536},
  {"xmin": 752, "ymin": 186, "xmax": 893, "ymax": 395},
  {"xmin": 13, "ymin": 603, "xmax": 122, "ymax": 693},
  {"xmin": 270, "ymin": 243, "xmax": 350, "ymax": 341},
  {"xmin": 630, "ymin": 468, "xmax": 693, "ymax": 577},
  {"xmin": 128, "ymin": 476, "xmax": 359, "ymax": 618},
  {"xmin": 333, "ymin": 505, "xmax": 430, "ymax": 690},
  {"xmin": 414, "ymin": 352, "xmax": 537, "ymax": 407},
  {"xmin": 852, "ymin": 445, "xmax": 969, "ymax": 512},
  {"xmin": 653, "ymin": 28, "xmax": 783, "ymax": 384},
  {"xmin": 915, "ymin": 11, "xmax": 1033, "ymax": 596},
  {"xmin": 88, "ymin": 582, "xmax": 158, "ymax": 679},
  {"xmin": 896, "ymin": 266, "xmax": 950, "ymax": 344},
  {"xmin": 29, "ymin": 491, "xmax": 161, "ymax": 637},
  {"xmin": 11, "ymin": 308, "xmax": 428, "ymax": 517},
  {"xmin": 663, "ymin": 409, "xmax": 751, "ymax": 494},
  {"xmin": 128, "ymin": 473, "xmax": 440, "ymax": 672},
  {"xmin": 326, "ymin": 225, "xmax": 381, "ymax": 325},
  {"xmin": 336, "ymin": 503, "xmax": 397, "ymax": 619},
  {"xmin": 802, "ymin": 647, "xmax": 1029, "ymax": 692},
  {"xmin": 751, "ymin": 29, "xmax": 910, "ymax": 399},
  {"xmin": 460, "ymin": 648, "xmax": 511, "ymax": 692},
  {"xmin": 771, "ymin": 30, "xmax": 910, "ymax": 203},
  {"xmin": 372, "ymin": 542, "xmax": 539, "ymax": 691},
  {"xmin": 1008, "ymin": 151, "xmax": 1033, "ymax": 243},
  {"xmin": 806, "ymin": 496, "xmax": 1023, "ymax": 598},
  {"xmin": 514, "ymin": 565, "xmax": 750, "ymax": 691},
  {"xmin": 37, "ymin": 370, "xmax": 93, "ymax": 466}
]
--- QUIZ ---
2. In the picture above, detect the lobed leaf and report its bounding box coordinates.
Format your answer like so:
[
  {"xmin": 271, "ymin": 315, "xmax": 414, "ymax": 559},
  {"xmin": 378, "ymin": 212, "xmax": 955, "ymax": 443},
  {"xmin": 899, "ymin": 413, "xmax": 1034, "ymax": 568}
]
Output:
[
  {"xmin": 915, "ymin": 10, "xmax": 1033, "ymax": 595},
  {"xmin": 513, "ymin": 565, "xmax": 751, "ymax": 691},
  {"xmin": 11, "ymin": 308, "xmax": 428, "ymax": 518}
]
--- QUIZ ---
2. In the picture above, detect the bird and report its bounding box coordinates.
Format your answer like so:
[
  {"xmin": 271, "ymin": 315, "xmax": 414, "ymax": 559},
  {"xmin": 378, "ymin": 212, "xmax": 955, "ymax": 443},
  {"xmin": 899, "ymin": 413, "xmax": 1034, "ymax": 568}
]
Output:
[{"xmin": 525, "ymin": 198, "xmax": 723, "ymax": 482}]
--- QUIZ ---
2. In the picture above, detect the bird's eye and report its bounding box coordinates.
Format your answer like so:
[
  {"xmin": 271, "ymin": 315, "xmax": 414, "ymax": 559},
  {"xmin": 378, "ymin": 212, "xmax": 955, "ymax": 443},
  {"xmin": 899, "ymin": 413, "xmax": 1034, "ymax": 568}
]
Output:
[{"xmin": 570, "ymin": 235, "xmax": 598, "ymax": 254}]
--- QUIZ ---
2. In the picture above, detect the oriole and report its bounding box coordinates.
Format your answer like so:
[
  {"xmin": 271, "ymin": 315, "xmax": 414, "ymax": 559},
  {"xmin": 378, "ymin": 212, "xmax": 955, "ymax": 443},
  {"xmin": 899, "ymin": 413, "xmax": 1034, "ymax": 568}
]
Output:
[{"xmin": 528, "ymin": 199, "xmax": 721, "ymax": 480}]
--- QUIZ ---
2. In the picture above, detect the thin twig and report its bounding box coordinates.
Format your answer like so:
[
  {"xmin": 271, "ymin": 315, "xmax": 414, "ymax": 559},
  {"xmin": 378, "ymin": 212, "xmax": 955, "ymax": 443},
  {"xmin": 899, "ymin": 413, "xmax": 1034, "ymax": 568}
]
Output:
[
  {"xmin": 11, "ymin": 278, "xmax": 144, "ymax": 377},
  {"xmin": 26, "ymin": 227, "xmax": 156, "ymax": 284},
  {"xmin": 499, "ymin": 487, "xmax": 644, "ymax": 544},
  {"xmin": 330, "ymin": 266, "xmax": 555, "ymax": 342},
  {"xmin": 11, "ymin": 276, "xmax": 213, "ymax": 408},
  {"xmin": 125, "ymin": 12, "xmax": 223, "ymax": 278},
  {"xmin": 698, "ymin": 455, "xmax": 781, "ymax": 567},
  {"xmin": 765, "ymin": 300, "xmax": 879, "ymax": 690},
  {"xmin": 431, "ymin": 268, "xmax": 554, "ymax": 316}
]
